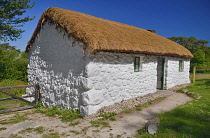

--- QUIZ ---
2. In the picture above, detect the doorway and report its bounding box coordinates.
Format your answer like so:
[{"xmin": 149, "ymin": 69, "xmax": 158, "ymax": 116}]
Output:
[{"xmin": 157, "ymin": 57, "xmax": 166, "ymax": 90}]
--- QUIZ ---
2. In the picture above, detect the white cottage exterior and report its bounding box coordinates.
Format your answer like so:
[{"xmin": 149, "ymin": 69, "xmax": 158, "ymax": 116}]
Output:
[{"xmin": 26, "ymin": 7, "xmax": 193, "ymax": 115}]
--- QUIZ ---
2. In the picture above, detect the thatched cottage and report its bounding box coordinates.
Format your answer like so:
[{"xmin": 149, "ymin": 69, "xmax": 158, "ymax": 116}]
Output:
[{"xmin": 26, "ymin": 7, "xmax": 193, "ymax": 115}]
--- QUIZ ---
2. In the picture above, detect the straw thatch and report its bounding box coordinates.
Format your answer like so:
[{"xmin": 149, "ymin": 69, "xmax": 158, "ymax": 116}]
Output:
[{"xmin": 26, "ymin": 7, "xmax": 193, "ymax": 58}]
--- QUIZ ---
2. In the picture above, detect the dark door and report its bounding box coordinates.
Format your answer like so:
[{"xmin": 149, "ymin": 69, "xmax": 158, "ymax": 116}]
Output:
[{"xmin": 157, "ymin": 57, "xmax": 166, "ymax": 90}]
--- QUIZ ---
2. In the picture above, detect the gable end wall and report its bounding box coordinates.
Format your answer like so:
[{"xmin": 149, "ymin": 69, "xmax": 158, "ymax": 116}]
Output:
[{"xmin": 27, "ymin": 21, "xmax": 88, "ymax": 110}]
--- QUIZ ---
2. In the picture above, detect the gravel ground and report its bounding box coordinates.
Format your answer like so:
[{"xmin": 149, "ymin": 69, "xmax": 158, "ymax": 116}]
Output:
[{"xmin": 0, "ymin": 91, "xmax": 192, "ymax": 138}]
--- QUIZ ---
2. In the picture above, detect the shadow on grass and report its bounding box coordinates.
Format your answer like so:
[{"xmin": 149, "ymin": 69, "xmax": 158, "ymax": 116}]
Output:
[
  {"xmin": 135, "ymin": 108, "xmax": 210, "ymax": 138},
  {"xmin": 157, "ymin": 107, "xmax": 210, "ymax": 137}
]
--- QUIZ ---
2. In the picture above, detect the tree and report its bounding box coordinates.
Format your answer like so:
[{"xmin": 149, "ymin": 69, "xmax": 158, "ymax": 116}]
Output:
[
  {"xmin": 0, "ymin": 43, "xmax": 28, "ymax": 82},
  {"xmin": 168, "ymin": 36, "xmax": 210, "ymax": 71},
  {"xmin": 191, "ymin": 49, "xmax": 206, "ymax": 68},
  {"xmin": 168, "ymin": 36, "xmax": 209, "ymax": 52},
  {"xmin": 0, "ymin": 0, "xmax": 35, "ymax": 41},
  {"xmin": 0, "ymin": 42, "xmax": 19, "ymax": 51}
]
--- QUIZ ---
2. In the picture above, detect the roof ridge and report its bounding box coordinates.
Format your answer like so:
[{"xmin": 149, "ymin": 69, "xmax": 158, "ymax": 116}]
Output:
[{"xmin": 26, "ymin": 7, "xmax": 193, "ymax": 58}]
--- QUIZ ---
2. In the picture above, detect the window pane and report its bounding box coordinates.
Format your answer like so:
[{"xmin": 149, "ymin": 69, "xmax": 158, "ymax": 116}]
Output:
[
  {"xmin": 134, "ymin": 57, "xmax": 140, "ymax": 72},
  {"xmin": 179, "ymin": 60, "xmax": 183, "ymax": 72},
  {"xmin": 136, "ymin": 58, "xmax": 139, "ymax": 64}
]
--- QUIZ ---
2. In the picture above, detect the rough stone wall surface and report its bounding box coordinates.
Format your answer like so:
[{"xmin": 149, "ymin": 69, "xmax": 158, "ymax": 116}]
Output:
[
  {"xmin": 166, "ymin": 57, "xmax": 191, "ymax": 88},
  {"xmin": 81, "ymin": 52, "xmax": 158, "ymax": 115},
  {"xmin": 27, "ymin": 21, "xmax": 87, "ymax": 110}
]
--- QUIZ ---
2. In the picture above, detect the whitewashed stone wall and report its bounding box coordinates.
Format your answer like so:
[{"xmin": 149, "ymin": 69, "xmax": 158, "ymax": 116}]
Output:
[
  {"xmin": 80, "ymin": 52, "xmax": 158, "ymax": 115},
  {"xmin": 27, "ymin": 21, "xmax": 87, "ymax": 110},
  {"xmin": 165, "ymin": 57, "xmax": 191, "ymax": 88}
]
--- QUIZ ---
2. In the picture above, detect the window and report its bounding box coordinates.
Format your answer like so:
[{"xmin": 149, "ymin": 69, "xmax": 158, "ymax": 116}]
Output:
[
  {"xmin": 179, "ymin": 60, "xmax": 184, "ymax": 72},
  {"xmin": 134, "ymin": 57, "xmax": 140, "ymax": 72}
]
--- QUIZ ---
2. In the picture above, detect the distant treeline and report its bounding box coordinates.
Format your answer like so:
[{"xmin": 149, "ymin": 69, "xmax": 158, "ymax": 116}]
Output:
[
  {"xmin": 168, "ymin": 36, "xmax": 210, "ymax": 73},
  {"xmin": 0, "ymin": 43, "xmax": 28, "ymax": 82}
]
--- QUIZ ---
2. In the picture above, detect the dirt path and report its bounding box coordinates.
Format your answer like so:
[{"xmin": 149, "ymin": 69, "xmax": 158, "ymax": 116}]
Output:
[{"xmin": 0, "ymin": 92, "xmax": 192, "ymax": 138}]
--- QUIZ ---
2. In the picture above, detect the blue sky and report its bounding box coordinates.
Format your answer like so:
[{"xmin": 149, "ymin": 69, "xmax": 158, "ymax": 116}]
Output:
[{"xmin": 4, "ymin": 0, "xmax": 210, "ymax": 51}]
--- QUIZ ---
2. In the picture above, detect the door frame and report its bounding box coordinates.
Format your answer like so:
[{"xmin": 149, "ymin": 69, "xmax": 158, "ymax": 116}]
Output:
[{"xmin": 161, "ymin": 58, "xmax": 166, "ymax": 90}]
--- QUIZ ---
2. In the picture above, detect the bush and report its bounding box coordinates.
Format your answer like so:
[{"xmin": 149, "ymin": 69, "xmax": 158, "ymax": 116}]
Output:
[
  {"xmin": 0, "ymin": 43, "xmax": 28, "ymax": 82},
  {"xmin": 205, "ymin": 80, "xmax": 210, "ymax": 87}
]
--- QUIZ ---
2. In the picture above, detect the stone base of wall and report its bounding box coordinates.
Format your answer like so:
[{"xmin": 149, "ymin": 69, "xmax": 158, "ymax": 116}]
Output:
[
  {"xmin": 167, "ymin": 83, "xmax": 191, "ymax": 92},
  {"xmin": 85, "ymin": 92, "xmax": 165, "ymax": 120}
]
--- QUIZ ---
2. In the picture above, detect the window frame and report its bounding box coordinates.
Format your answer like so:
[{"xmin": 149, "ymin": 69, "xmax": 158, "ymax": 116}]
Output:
[
  {"xmin": 134, "ymin": 57, "xmax": 140, "ymax": 72},
  {"xmin": 179, "ymin": 60, "xmax": 184, "ymax": 72}
]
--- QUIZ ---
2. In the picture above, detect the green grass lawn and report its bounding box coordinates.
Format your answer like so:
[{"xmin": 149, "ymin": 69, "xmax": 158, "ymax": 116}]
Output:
[{"xmin": 136, "ymin": 80, "xmax": 210, "ymax": 138}]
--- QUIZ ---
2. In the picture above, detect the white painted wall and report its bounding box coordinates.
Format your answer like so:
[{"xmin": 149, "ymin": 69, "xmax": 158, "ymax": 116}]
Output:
[
  {"xmin": 80, "ymin": 52, "xmax": 158, "ymax": 115},
  {"xmin": 27, "ymin": 21, "xmax": 87, "ymax": 110},
  {"xmin": 165, "ymin": 57, "xmax": 191, "ymax": 88}
]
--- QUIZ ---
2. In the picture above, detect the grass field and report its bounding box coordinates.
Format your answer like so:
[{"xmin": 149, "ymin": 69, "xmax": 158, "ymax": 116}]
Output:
[{"xmin": 136, "ymin": 79, "xmax": 210, "ymax": 137}]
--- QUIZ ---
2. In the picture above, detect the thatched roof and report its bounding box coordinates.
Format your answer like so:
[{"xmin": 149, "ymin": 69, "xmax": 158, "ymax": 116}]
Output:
[{"xmin": 26, "ymin": 7, "xmax": 193, "ymax": 58}]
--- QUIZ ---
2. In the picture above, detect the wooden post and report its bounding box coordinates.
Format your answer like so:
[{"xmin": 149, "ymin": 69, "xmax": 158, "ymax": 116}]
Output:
[
  {"xmin": 193, "ymin": 66, "xmax": 196, "ymax": 84},
  {"xmin": 35, "ymin": 84, "xmax": 40, "ymax": 105}
]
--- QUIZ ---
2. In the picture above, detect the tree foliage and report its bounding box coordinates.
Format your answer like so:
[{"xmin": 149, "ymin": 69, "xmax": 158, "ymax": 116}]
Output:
[
  {"xmin": 0, "ymin": 43, "xmax": 28, "ymax": 82},
  {"xmin": 168, "ymin": 36, "xmax": 210, "ymax": 70},
  {"xmin": 0, "ymin": 0, "xmax": 35, "ymax": 41}
]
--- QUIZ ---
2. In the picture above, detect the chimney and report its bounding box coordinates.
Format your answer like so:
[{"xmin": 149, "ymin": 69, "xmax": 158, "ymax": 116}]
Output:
[{"xmin": 147, "ymin": 30, "xmax": 156, "ymax": 34}]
